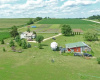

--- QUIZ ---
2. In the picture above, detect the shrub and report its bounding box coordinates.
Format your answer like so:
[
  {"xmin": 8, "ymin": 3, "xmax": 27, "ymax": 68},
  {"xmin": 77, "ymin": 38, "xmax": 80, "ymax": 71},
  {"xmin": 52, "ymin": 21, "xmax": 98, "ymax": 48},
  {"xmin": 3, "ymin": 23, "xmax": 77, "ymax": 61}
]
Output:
[
  {"xmin": 1, "ymin": 39, "xmax": 4, "ymax": 44},
  {"xmin": 18, "ymin": 39, "xmax": 22, "ymax": 46},
  {"xmin": 77, "ymin": 32, "xmax": 78, "ymax": 35},
  {"xmin": 22, "ymin": 40, "xmax": 27, "ymax": 49},
  {"xmin": 27, "ymin": 43, "xmax": 31, "ymax": 48},
  {"xmin": 97, "ymin": 57, "xmax": 100, "ymax": 64},
  {"xmin": 15, "ymin": 35, "xmax": 20, "ymax": 42},
  {"xmin": 3, "ymin": 47, "xmax": 6, "ymax": 52},
  {"xmin": 83, "ymin": 30, "xmax": 98, "ymax": 41},
  {"xmin": 9, "ymin": 40, "xmax": 15, "ymax": 47}
]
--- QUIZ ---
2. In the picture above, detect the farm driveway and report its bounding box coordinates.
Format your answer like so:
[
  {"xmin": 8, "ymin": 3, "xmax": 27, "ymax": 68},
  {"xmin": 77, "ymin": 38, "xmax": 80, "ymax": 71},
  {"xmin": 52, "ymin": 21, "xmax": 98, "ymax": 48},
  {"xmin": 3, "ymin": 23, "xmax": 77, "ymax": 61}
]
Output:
[
  {"xmin": 28, "ymin": 33, "xmax": 62, "ymax": 43},
  {"xmin": 83, "ymin": 19, "xmax": 100, "ymax": 24}
]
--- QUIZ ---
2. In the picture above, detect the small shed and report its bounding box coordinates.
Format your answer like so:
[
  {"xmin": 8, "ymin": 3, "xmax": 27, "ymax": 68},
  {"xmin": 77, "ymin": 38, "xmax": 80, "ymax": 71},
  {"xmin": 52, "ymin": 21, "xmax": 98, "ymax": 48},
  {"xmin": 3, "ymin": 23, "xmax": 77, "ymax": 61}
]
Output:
[
  {"xmin": 65, "ymin": 42, "xmax": 91, "ymax": 53},
  {"xmin": 31, "ymin": 26, "xmax": 36, "ymax": 28}
]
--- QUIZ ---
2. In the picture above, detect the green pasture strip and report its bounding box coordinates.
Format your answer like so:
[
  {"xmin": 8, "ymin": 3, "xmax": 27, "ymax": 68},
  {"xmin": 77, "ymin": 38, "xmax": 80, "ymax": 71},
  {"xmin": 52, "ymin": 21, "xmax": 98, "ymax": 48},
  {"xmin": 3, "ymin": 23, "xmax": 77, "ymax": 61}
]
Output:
[
  {"xmin": 38, "ymin": 19, "xmax": 96, "ymax": 24},
  {"xmin": 0, "ymin": 32, "xmax": 11, "ymax": 41}
]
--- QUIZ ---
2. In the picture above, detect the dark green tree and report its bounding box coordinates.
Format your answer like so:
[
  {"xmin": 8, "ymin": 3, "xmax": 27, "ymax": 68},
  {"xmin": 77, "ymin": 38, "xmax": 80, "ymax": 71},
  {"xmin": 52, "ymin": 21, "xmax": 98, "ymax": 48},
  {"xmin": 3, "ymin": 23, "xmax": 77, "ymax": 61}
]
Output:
[
  {"xmin": 61, "ymin": 25, "xmax": 72, "ymax": 36},
  {"xmin": 10, "ymin": 26, "xmax": 19, "ymax": 39},
  {"xmin": 18, "ymin": 39, "xmax": 22, "ymax": 46},
  {"xmin": 9, "ymin": 40, "xmax": 15, "ymax": 47},
  {"xmin": 1, "ymin": 39, "xmax": 4, "ymax": 44},
  {"xmin": 27, "ymin": 18, "xmax": 34, "ymax": 25},
  {"xmin": 22, "ymin": 40, "xmax": 27, "ymax": 49},
  {"xmin": 36, "ymin": 35, "xmax": 44, "ymax": 43}
]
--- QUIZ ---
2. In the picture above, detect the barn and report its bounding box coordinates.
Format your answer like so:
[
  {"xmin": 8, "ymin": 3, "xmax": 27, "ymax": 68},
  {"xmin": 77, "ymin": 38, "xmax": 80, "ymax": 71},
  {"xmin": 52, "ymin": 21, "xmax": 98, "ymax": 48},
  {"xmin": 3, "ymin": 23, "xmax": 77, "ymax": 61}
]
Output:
[
  {"xmin": 31, "ymin": 26, "xmax": 36, "ymax": 28},
  {"xmin": 65, "ymin": 42, "xmax": 91, "ymax": 53}
]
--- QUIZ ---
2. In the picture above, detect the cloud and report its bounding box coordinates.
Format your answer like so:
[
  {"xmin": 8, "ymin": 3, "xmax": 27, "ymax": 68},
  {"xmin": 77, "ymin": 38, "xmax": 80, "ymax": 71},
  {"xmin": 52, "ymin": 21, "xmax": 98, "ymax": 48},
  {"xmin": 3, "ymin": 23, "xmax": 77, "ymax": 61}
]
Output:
[
  {"xmin": 0, "ymin": 0, "xmax": 18, "ymax": 4},
  {"xmin": 61, "ymin": 0, "xmax": 100, "ymax": 9}
]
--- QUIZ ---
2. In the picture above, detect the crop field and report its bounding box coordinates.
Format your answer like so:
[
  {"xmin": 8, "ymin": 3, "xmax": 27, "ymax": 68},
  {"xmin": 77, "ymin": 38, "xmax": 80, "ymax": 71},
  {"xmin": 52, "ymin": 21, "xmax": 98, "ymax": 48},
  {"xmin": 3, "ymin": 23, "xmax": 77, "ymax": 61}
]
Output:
[
  {"xmin": 0, "ymin": 35, "xmax": 100, "ymax": 80},
  {"xmin": 38, "ymin": 19, "xmax": 95, "ymax": 24},
  {"xmin": 0, "ymin": 32, "xmax": 10, "ymax": 41},
  {"xmin": 0, "ymin": 18, "xmax": 30, "ymax": 28}
]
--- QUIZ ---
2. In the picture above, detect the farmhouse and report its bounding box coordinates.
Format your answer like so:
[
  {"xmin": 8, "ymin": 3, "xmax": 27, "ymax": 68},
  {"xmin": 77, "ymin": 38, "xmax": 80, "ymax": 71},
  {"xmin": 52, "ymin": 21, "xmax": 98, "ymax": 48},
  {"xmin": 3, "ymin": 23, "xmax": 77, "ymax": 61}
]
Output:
[
  {"xmin": 65, "ymin": 42, "xmax": 91, "ymax": 53},
  {"xmin": 20, "ymin": 32, "xmax": 36, "ymax": 40}
]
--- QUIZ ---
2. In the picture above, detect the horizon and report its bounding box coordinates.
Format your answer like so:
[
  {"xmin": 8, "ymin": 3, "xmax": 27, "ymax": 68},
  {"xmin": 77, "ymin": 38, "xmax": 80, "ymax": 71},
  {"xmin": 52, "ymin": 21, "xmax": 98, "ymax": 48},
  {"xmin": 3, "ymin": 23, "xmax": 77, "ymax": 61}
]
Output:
[{"xmin": 0, "ymin": 0, "xmax": 100, "ymax": 18}]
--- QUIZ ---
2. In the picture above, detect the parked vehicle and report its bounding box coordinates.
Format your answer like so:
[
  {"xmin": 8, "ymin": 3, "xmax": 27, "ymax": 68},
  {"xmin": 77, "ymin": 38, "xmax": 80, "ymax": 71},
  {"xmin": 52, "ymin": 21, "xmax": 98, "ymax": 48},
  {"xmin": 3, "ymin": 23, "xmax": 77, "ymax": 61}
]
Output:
[
  {"xmin": 83, "ymin": 53, "xmax": 92, "ymax": 57},
  {"xmin": 52, "ymin": 37, "xmax": 56, "ymax": 40},
  {"xmin": 74, "ymin": 53, "xmax": 83, "ymax": 56}
]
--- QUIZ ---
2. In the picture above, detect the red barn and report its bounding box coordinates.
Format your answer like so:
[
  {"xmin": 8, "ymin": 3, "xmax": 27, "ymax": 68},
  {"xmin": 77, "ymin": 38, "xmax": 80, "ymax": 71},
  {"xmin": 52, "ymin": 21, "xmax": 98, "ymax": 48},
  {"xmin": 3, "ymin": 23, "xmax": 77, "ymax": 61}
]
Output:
[{"xmin": 65, "ymin": 42, "xmax": 91, "ymax": 53}]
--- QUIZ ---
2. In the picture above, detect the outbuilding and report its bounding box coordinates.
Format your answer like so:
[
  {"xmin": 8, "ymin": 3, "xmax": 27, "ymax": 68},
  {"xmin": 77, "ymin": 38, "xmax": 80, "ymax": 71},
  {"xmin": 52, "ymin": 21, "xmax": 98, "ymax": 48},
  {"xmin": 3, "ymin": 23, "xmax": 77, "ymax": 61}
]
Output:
[{"xmin": 65, "ymin": 42, "xmax": 91, "ymax": 53}]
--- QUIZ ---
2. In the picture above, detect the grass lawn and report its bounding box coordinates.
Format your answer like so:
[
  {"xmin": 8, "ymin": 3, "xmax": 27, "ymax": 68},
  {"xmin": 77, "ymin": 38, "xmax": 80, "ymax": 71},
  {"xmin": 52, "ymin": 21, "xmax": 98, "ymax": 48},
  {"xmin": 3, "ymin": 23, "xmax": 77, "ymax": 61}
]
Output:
[{"xmin": 0, "ymin": 35, "xmax": 100, "ymax": 80}]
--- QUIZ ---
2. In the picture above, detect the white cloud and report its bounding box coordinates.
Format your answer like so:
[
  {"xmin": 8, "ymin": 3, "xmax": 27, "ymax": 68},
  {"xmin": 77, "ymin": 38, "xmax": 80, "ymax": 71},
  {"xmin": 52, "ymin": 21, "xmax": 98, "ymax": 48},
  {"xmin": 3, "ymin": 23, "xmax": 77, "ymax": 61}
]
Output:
[
  {"xmin": 61, "ymin": 0, "xmax": 100, "ymax": 9},
  {"xmin": 0, "ymin": 0, "xmax": 18, "ymax": 4}
]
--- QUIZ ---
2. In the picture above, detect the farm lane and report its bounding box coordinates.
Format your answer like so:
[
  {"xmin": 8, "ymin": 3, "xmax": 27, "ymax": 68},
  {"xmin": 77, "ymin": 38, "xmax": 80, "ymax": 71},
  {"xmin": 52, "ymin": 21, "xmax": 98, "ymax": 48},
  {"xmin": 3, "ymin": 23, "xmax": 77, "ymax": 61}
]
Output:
[
  {"xmin": 83, "ymin": 19, "xmax": 100, "ymax": 24},
  {"xmin": 28, "ymin": 33, "xmax": 62, "ymax": 43}
]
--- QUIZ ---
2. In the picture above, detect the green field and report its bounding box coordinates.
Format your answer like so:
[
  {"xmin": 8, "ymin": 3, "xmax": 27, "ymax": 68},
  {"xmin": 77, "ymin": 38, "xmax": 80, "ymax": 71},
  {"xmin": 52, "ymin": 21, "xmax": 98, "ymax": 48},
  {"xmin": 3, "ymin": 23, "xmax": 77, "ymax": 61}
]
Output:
[
  {"xmin": 38, "ymin": 19, "xmax": 95, "ymax": 24},
  {"xmin": 0, "ymin": 18, "xmax": 30, "ymax": 28},
  {"xmin": 0, "ymin": 35, "xmax": 100, "ymax": 80},
  {"xmin": 0, "ymin": 32, "xmax": 11, "ymax": 41}
]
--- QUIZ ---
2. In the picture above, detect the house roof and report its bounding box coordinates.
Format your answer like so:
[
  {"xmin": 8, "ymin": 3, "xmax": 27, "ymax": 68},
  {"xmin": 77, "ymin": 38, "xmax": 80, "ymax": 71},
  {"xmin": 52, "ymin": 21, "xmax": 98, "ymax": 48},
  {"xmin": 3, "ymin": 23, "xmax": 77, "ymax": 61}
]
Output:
[
  {"xmin": 22, "ymin": 32, "xmax": 34, "ymax": 36},
  {"xmin": 65, "ymin": 42, "xmax": 90, "ymax": 48}
]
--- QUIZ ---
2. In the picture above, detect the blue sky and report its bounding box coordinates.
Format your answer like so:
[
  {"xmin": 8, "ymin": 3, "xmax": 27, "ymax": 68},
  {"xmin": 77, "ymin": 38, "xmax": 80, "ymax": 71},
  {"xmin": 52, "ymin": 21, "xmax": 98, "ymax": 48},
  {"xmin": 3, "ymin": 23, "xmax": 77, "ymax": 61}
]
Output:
[{"xmin": 0, "ymin": 0, "xmax": 100, "ymax": 18}]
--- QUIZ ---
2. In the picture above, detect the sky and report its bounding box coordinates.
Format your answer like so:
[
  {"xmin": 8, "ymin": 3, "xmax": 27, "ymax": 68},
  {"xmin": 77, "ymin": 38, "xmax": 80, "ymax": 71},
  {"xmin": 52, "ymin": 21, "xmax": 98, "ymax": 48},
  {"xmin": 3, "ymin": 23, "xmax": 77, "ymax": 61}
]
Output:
[{"xmin": 0, "ymin": 0, "xmax": 100, "ymax": 18}]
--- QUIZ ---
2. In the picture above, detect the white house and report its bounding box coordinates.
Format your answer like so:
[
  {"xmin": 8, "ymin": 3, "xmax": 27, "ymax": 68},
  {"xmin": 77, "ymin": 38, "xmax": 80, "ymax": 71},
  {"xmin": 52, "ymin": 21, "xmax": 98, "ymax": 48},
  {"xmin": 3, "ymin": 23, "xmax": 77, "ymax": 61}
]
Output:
[{"xmin": 20, "ymin": 32, "xmax": 36, "ymax": 40}]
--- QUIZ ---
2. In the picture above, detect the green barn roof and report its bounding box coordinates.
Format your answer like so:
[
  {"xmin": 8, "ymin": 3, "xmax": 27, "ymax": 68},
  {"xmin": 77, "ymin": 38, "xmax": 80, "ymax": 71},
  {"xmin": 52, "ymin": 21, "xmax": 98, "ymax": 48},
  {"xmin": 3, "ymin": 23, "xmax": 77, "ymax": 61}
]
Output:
[{"xmin": 65, "ymin": 42, "xmax": 89, "ymax": 48}]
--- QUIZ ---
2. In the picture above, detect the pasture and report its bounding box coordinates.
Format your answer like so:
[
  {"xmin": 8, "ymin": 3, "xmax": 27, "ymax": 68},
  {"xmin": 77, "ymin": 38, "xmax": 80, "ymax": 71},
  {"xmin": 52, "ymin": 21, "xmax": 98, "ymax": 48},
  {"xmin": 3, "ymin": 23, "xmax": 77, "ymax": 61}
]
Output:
[{"xmin": 0, "ymin": 35, "xmax": 100, "ymax": 80}]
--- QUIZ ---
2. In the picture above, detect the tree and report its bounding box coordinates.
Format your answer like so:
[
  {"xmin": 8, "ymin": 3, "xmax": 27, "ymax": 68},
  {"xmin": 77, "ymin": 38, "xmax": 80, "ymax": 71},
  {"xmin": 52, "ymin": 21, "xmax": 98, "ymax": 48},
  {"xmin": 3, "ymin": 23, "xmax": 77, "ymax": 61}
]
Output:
[
  {"xmin": 22, "ymin": 40, "xmax": 27, "ymax": 49},
  {"xmin": 27, "ymin": 18, "xmax": 34, "ymax": 25},
  {"xmin": 61, "ymin": 25, "xmax": 72, "ymax": 36},
  {"xmin": 83, "ymin": 30, "xmax": 98, "ymax": 41},
  {"xmin": 9, "ymin": 40, "xmax": 15, "ymax": 47},
  {"xmin": 27, "ymin": 28, "xmax": 30, "ymax": 32},
  {"xmin": 18, "ymin": 39, "xmax": 22, "ymax": 46},
  {"xmin": 15, "ymin": 35, "xmax": 20, "ymax": 42},
  {"xmin": 10, "ymin": 26, "xmax": 19, "ymax": 39},
  {"xmin": 1, "ymin": 39, "xmax": 4, "ymax": 44},
  {"xmin": 36, "ymin": 35, "xmax": 44, "ymax": 43},
  {"xmin": 33, "ymin": 31, "xmax": 36, "ymax": 34}
]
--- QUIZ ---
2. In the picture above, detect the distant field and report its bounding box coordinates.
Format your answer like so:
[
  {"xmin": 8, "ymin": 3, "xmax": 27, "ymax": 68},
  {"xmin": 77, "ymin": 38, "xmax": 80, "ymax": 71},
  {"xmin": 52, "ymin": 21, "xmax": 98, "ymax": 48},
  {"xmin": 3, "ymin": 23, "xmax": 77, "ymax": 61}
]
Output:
[
  {"xmin": 0, "ymin": 32, "xmax": 10, "ymax": 41},
  {"xmin": 0, "ymin": 18, "xmax": 30, "ymax": 28},
  {"xmin": 38, "ymin": 19, "xmax": 95, "ymax": 24}
]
